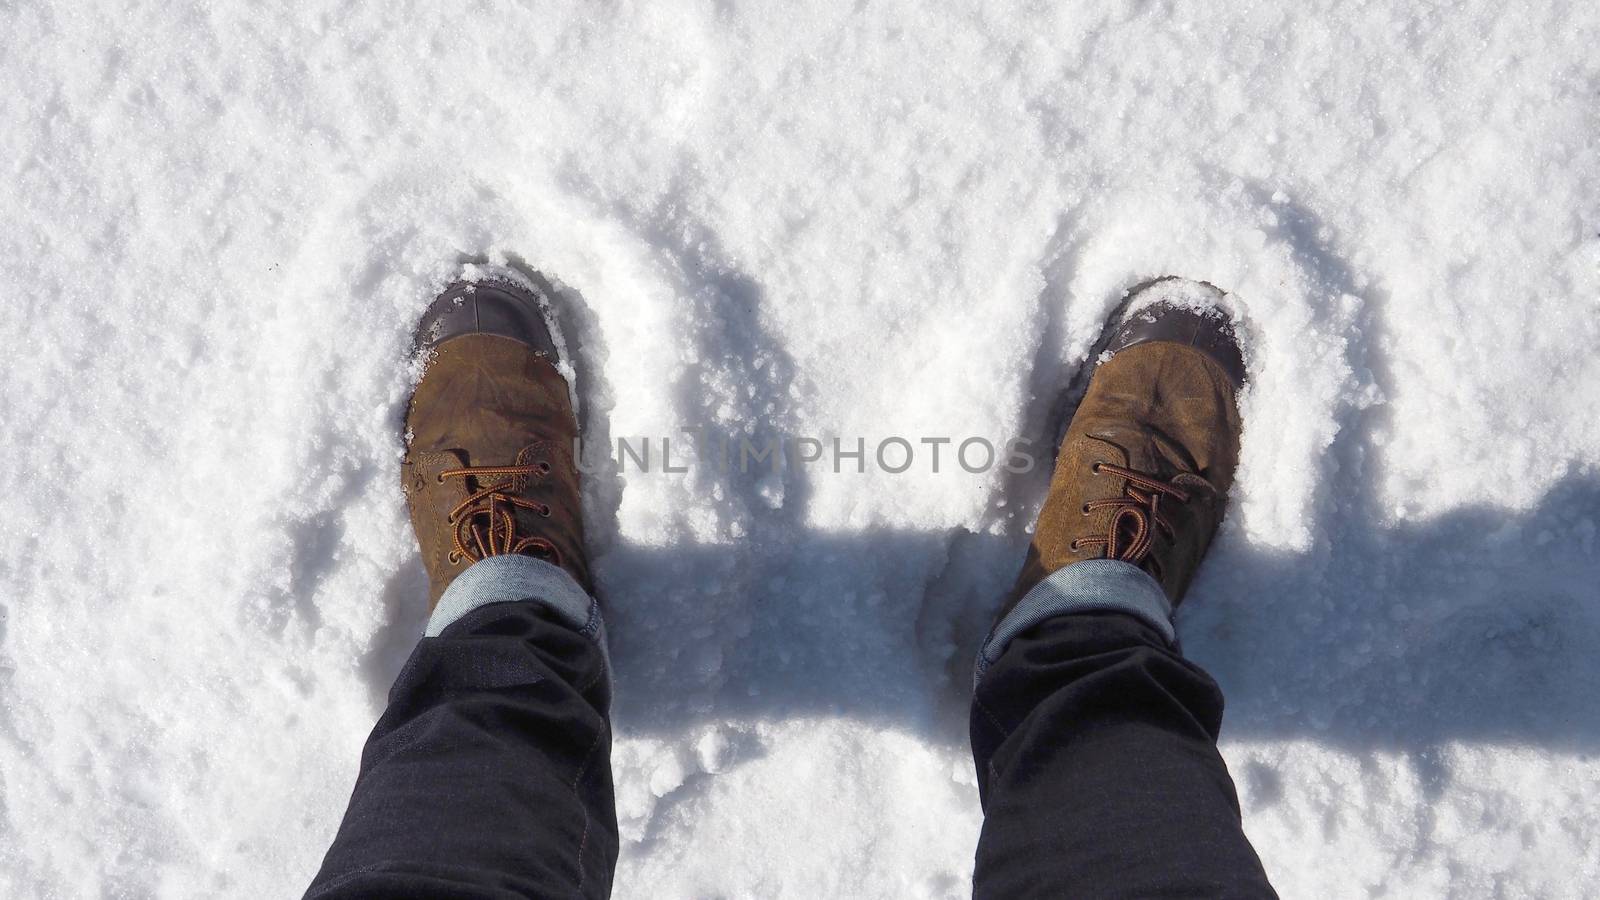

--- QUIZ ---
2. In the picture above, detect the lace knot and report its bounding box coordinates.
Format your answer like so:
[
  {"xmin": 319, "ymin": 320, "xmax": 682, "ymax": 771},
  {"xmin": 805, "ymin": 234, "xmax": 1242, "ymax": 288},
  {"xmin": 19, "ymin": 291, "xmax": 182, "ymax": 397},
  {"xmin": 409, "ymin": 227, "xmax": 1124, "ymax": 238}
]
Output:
[
  {"xmin": 439, "ymin": 462, "xmax": 560, "ymax": 566},
  {"xmin": 1071, "ymin": 462, "xmax": 1200, "ymax": 578}
]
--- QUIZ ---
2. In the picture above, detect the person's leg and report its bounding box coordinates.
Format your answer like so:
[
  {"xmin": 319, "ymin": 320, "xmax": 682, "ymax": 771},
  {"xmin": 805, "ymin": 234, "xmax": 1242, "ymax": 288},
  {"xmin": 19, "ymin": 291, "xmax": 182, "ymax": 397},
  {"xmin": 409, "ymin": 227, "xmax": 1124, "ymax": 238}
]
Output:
[
  {"xmin": 971, "ymin": 278, "xmax": 1274, "ymax": 897},
  {"xmin": 970, "ymin": 562, "xmax": 1274, "ymax": 899},
  {"xmin": 307, "ymin": 266, "xmax": 612, "ymax": 897},
  {"xmin": 307, "ymin": 556, "xmax": 615, "ymax": 899}
]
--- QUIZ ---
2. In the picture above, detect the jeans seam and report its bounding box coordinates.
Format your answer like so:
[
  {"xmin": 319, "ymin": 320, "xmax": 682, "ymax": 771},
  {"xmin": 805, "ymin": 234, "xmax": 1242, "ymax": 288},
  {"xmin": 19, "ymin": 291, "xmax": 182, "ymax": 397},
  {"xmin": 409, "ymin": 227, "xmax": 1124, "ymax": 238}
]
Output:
[
  {"xmin": 973, "ymin": 694, "xmax": 1008, "ymax": 738},
  {"xmin": 571, "ymin": 721, "xmax": 608, "ymax": 893},
  {"xmin": 573, "ymin": 653, "xmax": 607, "ymax": 696},
  {"xmin": 580, "ymin": 599, "xmax": 603, "ymax": 640}
]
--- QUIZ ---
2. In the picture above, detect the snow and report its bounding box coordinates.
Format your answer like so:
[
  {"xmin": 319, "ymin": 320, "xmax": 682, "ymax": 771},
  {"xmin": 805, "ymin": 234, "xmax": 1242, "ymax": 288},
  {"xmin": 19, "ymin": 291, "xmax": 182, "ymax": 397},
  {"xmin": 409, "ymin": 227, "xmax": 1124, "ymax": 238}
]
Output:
[{"xmin": 2, "ymin": 1, "xmax": 1599, "ymax": 897}]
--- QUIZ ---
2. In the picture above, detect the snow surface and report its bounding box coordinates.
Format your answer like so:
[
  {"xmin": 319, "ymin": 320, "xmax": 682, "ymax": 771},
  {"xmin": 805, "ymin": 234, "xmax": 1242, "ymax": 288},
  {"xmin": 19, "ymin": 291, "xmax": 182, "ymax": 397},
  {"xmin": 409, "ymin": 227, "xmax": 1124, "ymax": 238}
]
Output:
[{"xmin": 2, "ymin": 1, "xmax": 1599, "ymax": 897}]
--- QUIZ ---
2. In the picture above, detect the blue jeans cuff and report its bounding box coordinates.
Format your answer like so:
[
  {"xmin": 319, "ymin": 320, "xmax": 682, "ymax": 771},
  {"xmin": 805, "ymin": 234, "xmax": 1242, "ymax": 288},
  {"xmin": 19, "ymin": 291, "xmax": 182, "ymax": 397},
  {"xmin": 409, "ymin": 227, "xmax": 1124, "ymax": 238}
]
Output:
[
  {"xmin": 975, "ymin": 559, "xmax": 1174, "ymax": 685},
  {"xmin": 427, "ymin": 555, "xmax": 606, "ymax": 658}
]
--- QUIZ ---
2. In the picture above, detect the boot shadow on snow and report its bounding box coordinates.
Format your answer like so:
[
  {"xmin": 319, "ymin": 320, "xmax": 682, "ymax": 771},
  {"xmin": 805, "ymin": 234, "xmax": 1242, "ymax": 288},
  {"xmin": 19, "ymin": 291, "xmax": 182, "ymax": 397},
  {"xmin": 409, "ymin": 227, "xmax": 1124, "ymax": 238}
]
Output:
[
  {"xmin": 362, "ymin": 254, "xmax": 1600, "ymax": 766},
  {"xmin": 590, "ymin": 474, "xmax": 1600, "ymax": 757}
]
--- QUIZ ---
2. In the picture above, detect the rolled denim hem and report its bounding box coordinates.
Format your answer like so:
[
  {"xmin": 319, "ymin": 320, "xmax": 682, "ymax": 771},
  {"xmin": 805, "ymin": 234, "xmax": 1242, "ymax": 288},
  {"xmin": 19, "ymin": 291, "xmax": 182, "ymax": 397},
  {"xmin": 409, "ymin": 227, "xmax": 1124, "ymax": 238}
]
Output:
[
  {"xmin": 975, "ymin": 559, "xmax": 1174, "ymax": 685},
  {"xmin": 426, "ymin": 555, "xmax": 606, "ymax": 659}
]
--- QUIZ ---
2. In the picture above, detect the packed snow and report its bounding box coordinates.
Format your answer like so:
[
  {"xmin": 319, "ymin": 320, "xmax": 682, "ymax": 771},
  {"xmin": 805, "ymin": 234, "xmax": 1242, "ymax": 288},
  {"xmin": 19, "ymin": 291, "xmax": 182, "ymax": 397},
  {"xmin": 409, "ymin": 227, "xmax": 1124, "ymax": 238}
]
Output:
[{"xmin": 2, "ymin": 1, "xmax": 1599, "ymax": 897}]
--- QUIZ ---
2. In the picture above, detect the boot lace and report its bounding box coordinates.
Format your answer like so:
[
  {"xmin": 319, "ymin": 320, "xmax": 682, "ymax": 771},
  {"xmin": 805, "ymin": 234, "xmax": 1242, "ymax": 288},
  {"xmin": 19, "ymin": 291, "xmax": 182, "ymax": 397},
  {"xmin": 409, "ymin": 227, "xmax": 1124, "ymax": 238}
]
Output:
[
  {"xmin": 1070, "ymin": 462, "xmax": 1197, "ymax": 579},
  {"xmin": 438, "ymin": 462, "xmax": 561, "ymax": 566}
]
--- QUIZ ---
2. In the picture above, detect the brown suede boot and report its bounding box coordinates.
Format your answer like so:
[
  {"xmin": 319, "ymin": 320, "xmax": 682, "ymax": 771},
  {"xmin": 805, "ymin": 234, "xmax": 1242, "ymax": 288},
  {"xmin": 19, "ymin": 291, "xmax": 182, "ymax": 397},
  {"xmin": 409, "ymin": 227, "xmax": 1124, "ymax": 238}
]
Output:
[
  {"xmin": 1009, "ymin": 278, "xmax": 1246, "ymax": 615},
  {"xmin": 400, "ymin": 268, "xmax": 590, "ymax": 611}
]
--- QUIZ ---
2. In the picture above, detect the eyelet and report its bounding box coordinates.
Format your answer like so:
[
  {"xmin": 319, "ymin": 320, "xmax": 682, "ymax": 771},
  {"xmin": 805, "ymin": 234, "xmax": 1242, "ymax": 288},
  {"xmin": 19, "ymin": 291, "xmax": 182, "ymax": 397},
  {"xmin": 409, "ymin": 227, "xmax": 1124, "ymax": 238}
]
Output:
[
  {"xmin": 436, "ymin": 474, "xmax": 445, "ymax": 483},
  {"xmin": 539, "ymin": 505, "xmax": 552, "ymax": 517},
  {"xmin": 1090, "ymin": 462, "xmax": 1103, "ymax": 474},
  {"xmin": 537, "ymin": 462, "xmax": 552, "ymax": 474},
  {"xmin": 1081, "ymin": 503, "xmax": 1092, "ymax": 515},
  {"xmin": 1069, "ymin": 539, "xmax": 1081, "ymax": 550}
]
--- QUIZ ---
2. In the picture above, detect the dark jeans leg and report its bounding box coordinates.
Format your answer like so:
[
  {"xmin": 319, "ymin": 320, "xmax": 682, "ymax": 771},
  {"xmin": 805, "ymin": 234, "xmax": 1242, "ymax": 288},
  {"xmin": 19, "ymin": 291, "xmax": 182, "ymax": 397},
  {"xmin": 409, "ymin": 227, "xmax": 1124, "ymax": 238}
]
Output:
[
  {"xmin": 970, "ymin": 611, "xmax": 1275, "ymax": 899},
  {"xmin": 307, "ymin": 601, "xmax": 616, "ymax": 899}
]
